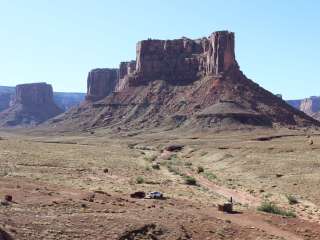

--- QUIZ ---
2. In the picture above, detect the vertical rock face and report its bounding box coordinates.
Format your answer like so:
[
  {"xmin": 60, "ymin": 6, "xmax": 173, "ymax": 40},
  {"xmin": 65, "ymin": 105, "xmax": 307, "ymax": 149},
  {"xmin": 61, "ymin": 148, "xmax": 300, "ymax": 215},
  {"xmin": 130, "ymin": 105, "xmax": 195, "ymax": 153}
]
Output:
[
  {"xmin": 116, "ymin": 61, "xmax": 136, "ymax": 92},
  {"xmin": 134, "ymin": 38, "xmax": 202, "ymax": 84},
  {"xmin": 0, "ymin": 93, "xmax": 13, "ymax": 112},
  {"xmin": 0, "ymin": 82, "xmax": 62, "ymax": 126},
  {"xmin": 299, "ymin": 97, "xmax": 320, "ymax": 115},
  {"xmin": 130, "ymin": 31, "xmax": 237, "ymax": 86},
  {"xmin": 86, "ymin": 31, "xmax": 237, "ymax": 100},
  {"xmin": 14, "ymin": 83, "xmax": 54, "ymax": 105},
  {"xmin": 86, "ymin": 68, "xmax": 118, "ymax": 101},
  {"xmin": 0, "ymin": 86, "xmax": 15, "ymax": 111},
  {"xmin": 287, "ymin": 96, "xmax": 320, "ymax": 120},
  {"xmin": 206, "ymin": 31, "xmax": 236, "ymax": 75},
  {"xmin": 119, "ymin": 61, "xmax": 136, "ymax": 79}
]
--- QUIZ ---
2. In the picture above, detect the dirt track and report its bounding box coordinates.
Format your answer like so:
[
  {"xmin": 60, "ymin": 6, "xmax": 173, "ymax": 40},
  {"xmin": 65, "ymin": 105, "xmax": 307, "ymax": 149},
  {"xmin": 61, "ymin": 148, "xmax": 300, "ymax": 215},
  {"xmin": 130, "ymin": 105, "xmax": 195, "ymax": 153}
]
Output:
[{"xmin": 0, "ymin": 129, "xmax": 320, "ymax": 239}]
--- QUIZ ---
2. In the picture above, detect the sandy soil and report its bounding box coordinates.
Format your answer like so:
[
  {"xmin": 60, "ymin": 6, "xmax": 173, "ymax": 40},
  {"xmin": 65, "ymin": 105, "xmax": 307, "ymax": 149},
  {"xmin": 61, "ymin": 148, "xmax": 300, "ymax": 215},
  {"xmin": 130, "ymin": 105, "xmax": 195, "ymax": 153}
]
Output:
[{"xmin": 0, "ymin": 127, "xmax": 320, "ymax": 239}]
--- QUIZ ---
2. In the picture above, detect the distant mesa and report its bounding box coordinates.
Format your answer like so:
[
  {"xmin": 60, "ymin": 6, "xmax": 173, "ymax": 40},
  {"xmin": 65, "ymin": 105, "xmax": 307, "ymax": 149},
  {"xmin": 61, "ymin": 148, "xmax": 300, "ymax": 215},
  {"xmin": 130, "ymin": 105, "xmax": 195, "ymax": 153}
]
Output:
[
  {"xmin": 0, "ymin": 85, "xmax": 85, "ymax": 114},
  {"xmin": 287, "ymin": 96, "xmax": 320, "ymax": 121},
  {"xmin": 0, "ymin": 82, "xmax": 63, "ymax": 127},
  {"xmin": 14, "ymin": 82, "xmax": 56, "ymax": 106}
]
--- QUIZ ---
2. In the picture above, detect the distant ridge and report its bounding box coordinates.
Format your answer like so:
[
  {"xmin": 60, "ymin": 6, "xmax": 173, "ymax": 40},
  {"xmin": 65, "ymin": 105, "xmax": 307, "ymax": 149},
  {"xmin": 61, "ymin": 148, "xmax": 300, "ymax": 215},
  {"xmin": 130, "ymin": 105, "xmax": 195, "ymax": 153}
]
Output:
[{"xmin": 0, "ymin": 86, "xmax": 85, "ymax": 112}]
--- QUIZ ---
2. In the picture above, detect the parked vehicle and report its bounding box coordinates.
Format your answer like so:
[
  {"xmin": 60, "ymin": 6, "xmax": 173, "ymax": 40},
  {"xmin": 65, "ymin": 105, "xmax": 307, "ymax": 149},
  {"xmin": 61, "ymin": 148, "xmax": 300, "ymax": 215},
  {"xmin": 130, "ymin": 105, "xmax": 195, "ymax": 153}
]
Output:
[{"xmin": 147, "ymin": 191, "xmax": 163, "ymax": 199}]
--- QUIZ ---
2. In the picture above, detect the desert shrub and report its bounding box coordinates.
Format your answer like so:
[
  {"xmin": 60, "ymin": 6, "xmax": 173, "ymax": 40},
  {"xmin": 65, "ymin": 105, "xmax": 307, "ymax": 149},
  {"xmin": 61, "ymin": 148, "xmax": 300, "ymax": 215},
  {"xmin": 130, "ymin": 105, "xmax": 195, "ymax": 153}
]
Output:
[
  {"xmin": 151, "ymin": 163, "xmax": 160, "ymax": 170},
  {"xmin": 197, "ymin": 166, "xmax": 204, "ymax": 173},
  {"xmin": 200, "ymin": 152, "xmax": 208, "ymax": 156},
  {"xmin": 185, "ymin": 162, "xmax": 192, "ymax": 167},
  {"xmin": 203, "ymin": 171, "xmax": 217, "ymax": 180},
  {"xmin": 136, "ymin": 176, "xmax": 144, "ymax": 184},
  {"xmin": 286, "ymin": 195, "xmax": 299, "ymax": 205},
  {"xmin": 184, "ymin": 176, "xmax": 197, "ymax": 185},
  {"xmin": 167, "ymin": 165, "xmax": 182, "ymax": 176},
  {"xmin": 144, "ymin": 155, "xmax": 157, "ymax": 162},
  {"xmin": 258, "ymin": 202, "xmax": 296, "ymax": 217},
  {"xmin": 169, "ymin": 154, "xmax": 178, "ymax": 161}
]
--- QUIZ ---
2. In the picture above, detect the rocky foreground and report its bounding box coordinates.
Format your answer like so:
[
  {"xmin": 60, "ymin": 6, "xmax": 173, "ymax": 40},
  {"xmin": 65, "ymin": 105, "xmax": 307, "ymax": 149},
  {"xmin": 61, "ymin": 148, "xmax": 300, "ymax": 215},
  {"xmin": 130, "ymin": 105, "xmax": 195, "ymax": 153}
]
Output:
[{"xmin": 1, "ymin": 128, "xmax": 320, "ymax": 239}]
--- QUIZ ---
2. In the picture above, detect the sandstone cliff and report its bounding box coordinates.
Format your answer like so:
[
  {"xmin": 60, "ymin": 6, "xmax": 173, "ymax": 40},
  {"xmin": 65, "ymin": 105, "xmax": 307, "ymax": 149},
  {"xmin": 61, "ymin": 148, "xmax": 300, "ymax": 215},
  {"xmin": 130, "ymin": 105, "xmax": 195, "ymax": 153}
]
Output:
[
  {"xmin": 49, "ymin": 31, "xmax": 319, "ymax": 130},
  {"xmin": 287, "ymin": 96, "xmax": 320, "ymax": 121},
  {"xmin": 85, "ymin": 31, "xmax": 237, "ymax": 99},
  {"xmin": 0, "ymin": 86, "xmax": 85, "ymax": 113},
  {"xmin": 0, "ymin": 83, "xmax": 63, "ymax": 127},
  {"xmin": 86, "ymin": 68, "xmax": 118, "ymax": 101}
]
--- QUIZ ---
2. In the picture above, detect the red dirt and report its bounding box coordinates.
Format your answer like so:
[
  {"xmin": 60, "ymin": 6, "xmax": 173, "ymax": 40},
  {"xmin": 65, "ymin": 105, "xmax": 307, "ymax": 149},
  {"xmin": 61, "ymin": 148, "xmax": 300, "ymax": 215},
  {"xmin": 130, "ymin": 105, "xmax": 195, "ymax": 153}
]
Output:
[{"xmin": 1, "ymin": 177, "xmax": 320, "ymax": 240}]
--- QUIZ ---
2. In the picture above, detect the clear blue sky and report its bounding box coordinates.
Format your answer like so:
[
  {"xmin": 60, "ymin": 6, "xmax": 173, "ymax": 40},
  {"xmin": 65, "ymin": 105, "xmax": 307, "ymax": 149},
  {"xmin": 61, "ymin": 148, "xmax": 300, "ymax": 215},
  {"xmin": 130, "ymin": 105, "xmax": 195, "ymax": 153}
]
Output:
[{"xmin": 0, "ymin": 0, "xmax": 319, "ymax": 99}]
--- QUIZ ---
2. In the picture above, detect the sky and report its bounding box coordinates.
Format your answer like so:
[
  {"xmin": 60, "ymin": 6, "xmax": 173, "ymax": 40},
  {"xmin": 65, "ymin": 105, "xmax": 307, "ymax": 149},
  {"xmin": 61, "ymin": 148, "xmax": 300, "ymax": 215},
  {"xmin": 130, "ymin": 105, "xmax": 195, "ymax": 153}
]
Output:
[{"xmin": 0, "ymin": 0, "xmax": 319, "ymax": 99}]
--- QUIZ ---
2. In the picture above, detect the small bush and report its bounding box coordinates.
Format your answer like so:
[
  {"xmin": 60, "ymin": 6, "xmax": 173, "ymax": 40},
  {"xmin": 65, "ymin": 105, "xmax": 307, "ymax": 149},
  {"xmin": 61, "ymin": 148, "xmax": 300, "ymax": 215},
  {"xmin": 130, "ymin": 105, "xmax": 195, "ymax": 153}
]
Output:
[
  {"xmin": 197, "ymin": 166, "xmax": 204, "ymax": 173},
  {"xmin": 136, "ymin": 176, "xmax": 144, "ymax": 184},
  {"xmin": 200, "ymin": 152, "xmax": 208, "ymax": 156},
  {"xmin": 184, "ymin": 176, "xmax": 197, "ymax": 185},
  {"xmin": 151, "ymin": 163, "xmax": 160, "ymax": 170},
  {"xmin": 144, "ymin": 155, "xmax": 157, "ymax": 162},
  {"xmin": 258, "ymin": 202, "xmax": 296, "ymax": 218},
  {"xmin": 127, "ymin": 143, "xmax": 136, "ymax": 149},
  {"xmin": 185, "ymin": 162, "xmax": 192, "ymax": 167},
  {"xmin": 167, "ymin": 165, "xmax": 183, "ymax": 176},
  {"xmin": 286, "ymin": 195, "xmax": 299, "ymax": 205},
  {"xmin": 203, "ymin": 171, "xmax": 217, "ymax": 181}
]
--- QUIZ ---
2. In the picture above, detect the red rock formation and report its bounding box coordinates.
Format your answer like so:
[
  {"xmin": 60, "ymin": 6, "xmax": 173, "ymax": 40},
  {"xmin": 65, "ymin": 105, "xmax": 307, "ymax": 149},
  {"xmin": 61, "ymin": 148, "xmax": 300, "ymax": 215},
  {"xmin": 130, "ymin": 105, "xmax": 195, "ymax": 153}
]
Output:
[
  {"xmin": 120, "ymin": 31, "xmax": 238, "ymax": 88},
  {"xmin": 87, "ymin": 31, "xmax": 237, "ymax": 98},
  {"xmin": 116, "ymin": 61, "xmax": 136, "ymax": 91},
  {"xmin": 14, "ymin": 82, "xmax": 55, "ymax": 106},
  {"xmin": 299, "ymin": 97, "xmax": 320, "ymax": 116},
  {"xmin": 86, "ymin": 68, "xmax": 118, "ymax": 101},
  {"xmin": 206, "ymin": 31, "xmax": 236, "ymax": 75},
  {"xmin": 50, "ymin": 31, "xmax": 319, "ymax": 130},
  {"xmin": 0, "ymin": 83, "xmax": 62, "ymax": 126},
  {"xmin": 119, "ymin": 61, "xmax": 136, "ymax": 80}
]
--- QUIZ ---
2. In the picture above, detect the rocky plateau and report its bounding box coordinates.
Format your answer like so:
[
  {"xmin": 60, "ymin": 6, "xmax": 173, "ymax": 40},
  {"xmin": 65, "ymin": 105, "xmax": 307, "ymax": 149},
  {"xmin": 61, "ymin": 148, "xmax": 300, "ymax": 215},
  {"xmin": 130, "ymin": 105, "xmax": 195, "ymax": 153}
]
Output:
[
  {"xmin": 49, "ymin": 31, "xmax": 319, "ymax": 131},
  {"xmin": 0, "ymin": 83, "xmax": 63, "ymax": 126}
]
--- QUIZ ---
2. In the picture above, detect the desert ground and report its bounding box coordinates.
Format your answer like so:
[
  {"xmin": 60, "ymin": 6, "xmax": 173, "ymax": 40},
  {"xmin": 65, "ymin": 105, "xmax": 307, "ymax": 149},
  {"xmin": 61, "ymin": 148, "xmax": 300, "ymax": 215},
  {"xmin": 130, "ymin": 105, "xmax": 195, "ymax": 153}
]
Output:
[{"xmin": 1, "ymin": 127, "xmax": 320, "ymax": 239}]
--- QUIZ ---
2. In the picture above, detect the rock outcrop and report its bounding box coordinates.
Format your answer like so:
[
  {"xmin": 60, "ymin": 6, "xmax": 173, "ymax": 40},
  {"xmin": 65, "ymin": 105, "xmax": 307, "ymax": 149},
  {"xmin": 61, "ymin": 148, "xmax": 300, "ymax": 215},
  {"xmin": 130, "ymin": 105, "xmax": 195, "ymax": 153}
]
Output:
[
  {"xmin": 0, "ymin": 82, "xmax": 62, "ymax": 127},
  {"xmin": 0, "ymin": 86, "xmax": 85, "ymax": 113},
  {"xmin": 86, "ymin": 31, "xmax": 237, "ymax": 98},
  {"xmin": 50, "ymin": 31, "xmax": 319, "ymax": 130},
  {"xmin": 121, "ymin": 31, "xmax": 237, "ymax": 88},
  {"xmin": 86, "ymin": 68, "xmax": 118, "ymax": 101},
  {"xmin": 13, "ymin": 83, "xmax": 55, "ymax": 106},
  {"xmin": 0, "ymin": 93, "xmax": 13, "ymax": 112},
  {"xmin": 0, "ymin": 227, "xmax": 12, "ymax": 240},
  {"xmin": 0, "ymin": 86, "xmax": 15, "ymax": 112},
  {"xmin": 287, "ymin": 96, "xmax": 320, "ymax": 121},
  {"xmin": 299, "ymin": 97, "xmax": 320, "ymax": 116},
  {"xmin": 116, "ymin": 61, "xmax": 136, "ymax": 91}
]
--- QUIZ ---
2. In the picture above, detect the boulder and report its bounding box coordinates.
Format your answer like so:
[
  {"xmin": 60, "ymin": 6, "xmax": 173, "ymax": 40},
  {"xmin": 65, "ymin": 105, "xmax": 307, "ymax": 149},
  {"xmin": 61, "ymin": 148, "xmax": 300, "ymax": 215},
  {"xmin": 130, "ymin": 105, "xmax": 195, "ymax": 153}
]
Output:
[
  {"xmin": 130, "ymin": 191, "xmax": 146, "ymax": 199},
  {"xmin": 164, "ymin": 144, "xmax": 184, "ymax": 152},
  {"xmin": 0, "ymin": 228, "xmax": 12, "ymax": 240}
]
